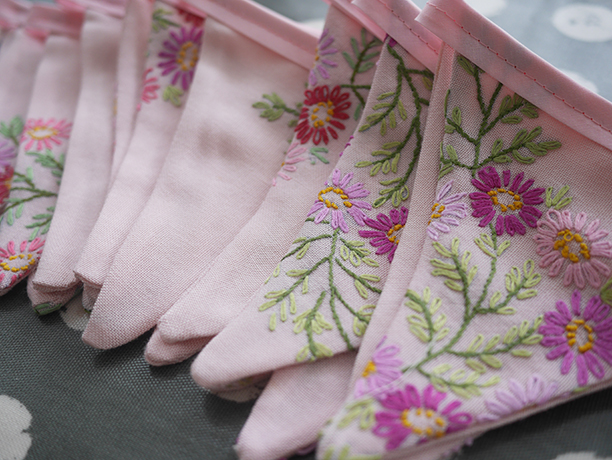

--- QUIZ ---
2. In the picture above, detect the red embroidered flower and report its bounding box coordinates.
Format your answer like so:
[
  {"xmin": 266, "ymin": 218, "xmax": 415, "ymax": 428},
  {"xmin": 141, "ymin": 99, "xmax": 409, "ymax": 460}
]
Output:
[{"xmin": 295, "ymin": 85, "xmax": 350, "ymax": 145}]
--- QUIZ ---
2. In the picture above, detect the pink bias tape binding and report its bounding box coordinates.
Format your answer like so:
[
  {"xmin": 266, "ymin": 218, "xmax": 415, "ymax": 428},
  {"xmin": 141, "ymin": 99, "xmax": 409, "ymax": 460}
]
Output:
[
  {"xmin": 316, "ymin": 1, "xmax": 612, "ymax": 459},
  {"xmin": 81, "ymin": 2, "xmax": 316, "ymax": 350},
  {"xmin": 0, "ymin": 0, "xmax": 30, "ymax": 31},
  {"xmin": 0, "ymin": 3, "xmax": 83, "ymax": 297},
  {"xmin": 28, "ymin": 0, "xmax": 127, "ymax": 314},
  {"xmin": 147, "ymin": 0, "xmax": 381, "ymax": 366},
  {"xmin": 72, "ymin": 0, "xmax": 197, "ymax": 311}
]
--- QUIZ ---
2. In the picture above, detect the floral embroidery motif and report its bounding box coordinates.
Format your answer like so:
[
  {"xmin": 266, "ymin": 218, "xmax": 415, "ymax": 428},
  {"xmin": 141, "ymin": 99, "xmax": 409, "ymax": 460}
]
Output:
[
  {"xmin": 540, "ymin": 290, "xmax": 612, "ymax": 387},
  {"xmin": 272, "ymin": 142, "xmax": 306, "ymax": 186},
  {"xmin": 295, "ymin": 85, "xmax": 351, "ymax": 145},
  {"xmin": 0, "ymin": 166, "xmax": 14, "ymax": 212},
  {"xmin": 0, "ymin": 139, "xmax": 16, "ymax": 169},
  {"xmin": 359, "ymin": 207, "xmax": 408, "ymax": 262},
  {"xmin": 309, "ymin": 28, "xmax": 338, "ymax": 86},
  {"xmin": 534, "ymin": 209, "xmax": 612, "ymax": 289},
  {"xmin": 177, "ymin": 7, "xmax": 204, "ymax": 27},
  {"xmin": 0, "ymin": 238, "xmax": 44, "ymax": 287},
  {"xmin": 470, "ymin": 167, "xmax": 545, "ymax": 236},
  {"xmin": 21, "ymin": 119, "xmax": 71, "ymax": 152},
  {"xmin": 308, "ymin": 169, "xmax": 371, "ymax": 232},
  {"xmin": 138, "ymin": 67, "xmax": 160, "ymax": 110},
  {"xmin": 354, "ymin": 337, "xmax": 402, "ymax": 398},
  {"xmin": 373, "ymin": 384, "xmax": 472, "ymax": 451},
  {"xmin": 427, "ymin": 181, "xmax": 467, "ymax": 241},
  {"xmin": 477, "ymin": 374, "xmax": 558, "ymax": 422},
  {"xmin": 158, "ymin": 25, "xmax": 203, "ymax": 91}
]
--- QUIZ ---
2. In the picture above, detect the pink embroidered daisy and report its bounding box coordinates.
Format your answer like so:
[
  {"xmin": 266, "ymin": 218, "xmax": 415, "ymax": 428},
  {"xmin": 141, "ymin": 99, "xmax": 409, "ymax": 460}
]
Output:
[
  {"xmin": 21, "ymin": 118, "xmax": 71, "ymax": 151},
  {"xmin": 427, "ymin": 181, "xmax": 467, "ymax": 241},
  {"xmin": 308, "ymin": 169, "xmax": 371, "ymax": 233},
  {"xmin": 354, "ymin": 337, "xmax": 402, "ymax": 398},
  {"xmin": 0, "ymin": 238, "xmax": 44, "ymax": 291},
  {"xmin": 272, "ymin": 142, "xmax": 307, "ymax": 186},
  {"xmin": 534, "ymin": 209, "xmax": 612, "ymax": 289},
  {"xmin": 359, "ymin": 207, "xmax": 408, "ymax": 262},
  {"xmin": 539, "ymin": 290, "xmax": 612, "ymax": 387},
  {"xmin": 373, "ymin": 384, "xmax": 472, "ymax": 451},
  {"xmin": 477, "ymin": 374, "xmax": 558, "ymax": 422},
  {"xmin": 139, "ymin": 67, "xmax": 160, "ymax": 109},
  {"xmin": 295, "ymin": 85, "xmax": 351, "ymax": 145},
  {"xmin": 309, "ymin": 28, "xmax": 337, "ymax": 86},
  {"xmin": 470, "ymin": 167, "xmax": 544, "ymax": 236},
  {"xmin": 158, "ymin": 26, "xmax": 203, "ymax": 91}
]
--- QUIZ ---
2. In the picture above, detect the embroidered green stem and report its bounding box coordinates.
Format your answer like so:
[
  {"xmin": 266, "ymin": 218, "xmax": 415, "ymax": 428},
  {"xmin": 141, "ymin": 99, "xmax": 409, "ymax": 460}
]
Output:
[
  {"xmin": 0, "ymin": 116, "xmax": 24, "ymax": 147},
  {"xmin": 151, "ymin": 8, "xmax": 179, "ymax": 32},
  {"xmin": 253, "ymin": 93, "xmax": 302, "ymax": 127}
]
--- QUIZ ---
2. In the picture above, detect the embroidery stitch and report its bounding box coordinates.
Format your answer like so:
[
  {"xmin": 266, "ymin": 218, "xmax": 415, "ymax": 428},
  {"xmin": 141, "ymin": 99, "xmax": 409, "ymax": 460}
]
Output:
[
  {"xmin": 252, "ymin": 92, "xmax": 302, "ymax": 127},
  {"xmin": 358, "ymin": 207, "xmax": 409, "ymax": 262},
  {"xmin": 427, "ymin": 180, "xmax": 467, "ymax": 240},
  {"xmin": 295, "ymin": 85, "xmax": 351, "ymax": 145},
  {"xmin": 157, "ymin": 25, "xmax": 203, "ymax": 91},
  {"xmin": 21, "ymin": 119, "xmax": 71, "ymax": 152},
  {"xmin": 310, "ymin": 28, "xmax": 338, "ymax": 87}
]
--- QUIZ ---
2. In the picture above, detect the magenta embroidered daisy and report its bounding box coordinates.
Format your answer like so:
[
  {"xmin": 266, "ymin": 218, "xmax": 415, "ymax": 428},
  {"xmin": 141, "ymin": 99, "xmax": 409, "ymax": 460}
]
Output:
[
  {"xmin": 21, "ymin": 118, "xmax": 71, "ymax": 151},
  {"xmin": 308, "ymin": 169, "xmax": 371, "ymax": 232},
  {"xmin": 373, "ymin": 384, "xmax": 472, "ymax": 451},
  {"xmin": 359, "ymin": 207, "xmax": 408, "ymax": 262},
  {"xmin": 477, "ymin": 374, "xmax": 558, "ymax": 422},
  {"xmin": 354, "ymin": 337, "xmax": 402, "ymax": 398},
  {"xmin": 0, "ymin": 238, "xmax": 44, "ymax": 290},
  {"xmin": 309, "ymin": 28, "xmax": 337, "ymax": 86},
  {"xmin": 139, "ymin": 67, "xmax": 160, "ymax": 108},
  {"xmin": 534, "ymin": 209, "xmax": 612, "ymax": 289},
  {"xmin": 539, "ymin": 290, "xmax": 612, "ymax": 387},
  {"xmin": 158, "ymin": 26, "xmax": 203, "ymax": 91},
  {"xmin": 272, "ymin": 141, "xmax": 307, "ymax": 186},
  {"xmin": 0, "ymin": 139, "xmax": 16, "ymax": 169},
  {"xmin": 470, "ymin": 167, "xmax": 544, "ymax": 236},
  {"xmin": 295, "ymin": 85, "xmax": 351, "ymax": 145},
  {"xmin": 427, "ymin": 181, "xmax": 467, "ymax": 240}
]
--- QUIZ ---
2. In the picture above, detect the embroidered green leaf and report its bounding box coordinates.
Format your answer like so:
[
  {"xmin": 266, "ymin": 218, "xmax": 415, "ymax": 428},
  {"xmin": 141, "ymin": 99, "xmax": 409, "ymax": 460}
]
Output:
[
  {"xmin": 497, "ymin": 240, "xmax": 511, "ymax": 256},
  {"xmin": 269, "ymin": 313, "xmax": 277, "ymax": 331},
  {"xmin": 489, "ymin": 291, "xmax": 502, "ymax": 308},
  {"xmin": 409, "ymin": 325, "xmax": 429, "ymax": 342},
  {"xmin": 493, "ymin": 155, "xmax": 512, "ymax": 163},
  {"xmin": 355, "ymin": 280, "xmax": 368, "ymax": 299},
  {"xmin": 511, "ymin": 150, "xmax": 535, "ymax": 164},
  {"xmin": 151, "ymin": 8, "xmax": 179, "ymax": 32},
  {"xmin": 467, "ymin": 335, "xmax": 484, "ymax": 353},
  {"xmin": 501, "ymin": 115, "xmax": 522, "ymax": 124},
  {"xmin": 444, "ymin": 125, "xmax": 456, "ymax": 134},
  {"xmin": 289, "ymin": 293, "xmax": 297, "ymax": 314},
  {"xmin": 511, "ymin": 349, "xmax": 532, "ymax": 357},
  {"xmin": 422, "ymin": 75, "xmax": 433, "ymax": 91},
  {"xmin": 483, "ymin": 335, "xmax": 500, "ymax": 351},
  {"xmin": 465, "ymin": 359, "xmax": 486, "ymax": 373},
  {"xmin": 433, "ymin": 314, "xmax": 447, "ymax": 332},
  {"xmin": 446, "ymin": 145, "xmax": 458, "ymax": 161},
  {"xmin": 296, "ymin": 346, "xmax": 310, "ymax": 362},
  {"xmin": 480, "ymin": 355, "xmax": 502, "ymax": 369},
  {"xmin": 6, "ymin": 208, "xmax": 14, "ymax": 225},
  {"xmin": 457, "ymin": 55, "xmax": 476, "ymax": 76},
  {"xmin": 497, "ymin": 306, "xmax": 517, "ymax": 315},
  {"xmin": 286, "ymin": 269, "xmax": 308, "ymax": 277},
  {"xmin": 259, "ymin": 300, "xmax": 277, "ymax": 311},
  {"xmin": 355, "ymin": 161, "xmax": 373, "ymax": 167},
  {"xmin": 491, "ymin": 139, "xmax": 503, "ymax": 156},
  {"xmin": 438, "ymin": 165, "xmax": 454, "ymax": 179},
  {"xmin": 309, "ymin": 147, "xmax": 330, "ymax": 164},
  {"xmin": 444, "ymin": 280, "xmax": 463, "ymax": 292},
  {"xmin": 369, "ymin": 163, "xmax": 382, "ymax": 176},
  {"xmin": 397, "ymin": 99, "xmax": 407, "ymax": 120},
  {"xmin": 264, "ymin": 290, "xmax": 286, "ymax": 299},
  {"xmin": 432, "ymin": 363, "xmax": 451, "ymax": 375},
  {"xmin": 520, "ymin": 103, "xmax": 539, "ymax": 118},
  {"xmin": 516, "ymin": 289, "xmax": 538, "ymax": 300},
  {"xmin": 451, "ymin": 107, "xmax": 462, "ymax": 126},
  {"xmin": 504, "ymin": 326, "xmax": 519, "ymax": 344},
  {"xmin": 362, "ymin": 257, "xmax": 379, "ymax": 267},
  {"xmin": 521, "ymin": 334, "xmax": 543, "ymax": 345},
  {"xmin": 342, "ymin": 51, "xmax": 356, "ymax": 69},
  {"xmin": 301, "ymin": 276, "xmax": 309, "ymax": 294},
  {"xmin": 296, "ymin": 242, "xmax": 310, "ymax": 259},
  {"xmin": 432, "ymin": 241, "xmax": 452, "ymax": 257},
  {"xmin": 481, "ymin": 375, "xmax": 501, "ymax": 387},
  {"xmin": 162, "ymin": 85, "xmax": 184, "ymax": 107}
]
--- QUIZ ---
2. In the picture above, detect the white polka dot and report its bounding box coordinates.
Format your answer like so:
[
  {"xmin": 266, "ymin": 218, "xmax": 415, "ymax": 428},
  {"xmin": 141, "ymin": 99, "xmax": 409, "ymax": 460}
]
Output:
[
  {"xmin": 554, "ymin": 453, "xmax": 612, "ymax": 460},
  {"xmin": 59, "ymin": 292, "xmax": 90, "ymax": 331},
  {"xmin": 0, "ymin": 395, "xmax": 32, "ymax": 460},
  {"xmin": 558, "ymin": 69, "xmax": 599, "ymax": 94},
  {"xmin": 464, "ymin": 0, "xmax": 507, "ymax": 17},
  {"xmin": 552, "ymin": 4, "xmax": 612, "ymax": 42}
]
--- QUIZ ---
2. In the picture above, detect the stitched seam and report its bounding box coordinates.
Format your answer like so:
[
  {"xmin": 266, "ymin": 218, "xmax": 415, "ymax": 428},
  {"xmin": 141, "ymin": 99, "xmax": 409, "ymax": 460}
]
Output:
[
  {"xmin": 429, "ymin": 4, "xmax": 612, "ymax": 136},
  {"xmin": 371, "ymin": 0, "xmax": 439, "ymax": 56}
]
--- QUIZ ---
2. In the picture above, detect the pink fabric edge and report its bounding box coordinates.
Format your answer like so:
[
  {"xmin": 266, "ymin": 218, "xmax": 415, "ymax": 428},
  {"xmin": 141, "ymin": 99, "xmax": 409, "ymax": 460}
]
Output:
[
  {"xmin": 56, "ymin": 0, "xmax": 127, "ymax": 19},
  {"xmin": 25, "ymin": 3, "xmax": 84, "ymax": 40},
  {"xmin": 352, "ymin": 0, "xmax": 441, "ymax": 72},
  {"xmin": 163, "ymin": 0, "xmax": 318, "ymax": 70},
  {"xmin": 324, "ymin": 0, "xmax": 386, "ymax": 41},
  {"xmin": 0, "ymin": 0, "xmax": 31, "ymax": 29},
  {"xmin": 417, "ymin": 0, "xmax": 612, "ymax": 152}
]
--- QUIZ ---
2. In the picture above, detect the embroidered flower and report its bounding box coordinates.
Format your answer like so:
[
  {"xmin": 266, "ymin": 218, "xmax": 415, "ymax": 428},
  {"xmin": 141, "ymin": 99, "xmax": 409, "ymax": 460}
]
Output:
[
  {"xmin": 470, "ymin": 167, "xmax": 545, "ymax": 236},
  {"xmin": 0, "ymin": 165, "xmax": 14, "ymax": 212},
  {"xmin": 308, "ymin": 169, "xmax": 371, "ymax": 232},
  {"xmin": 295, "ymin": 85, "xmax": 350, "ymax": 145},
  {"xmin": 177, "ymin": 7, "xmax": 204, "ymax": 27},
  {"xmin": 534, "ymin": 209, "xmax": 612, "ymax": 289},
  {"xmin": 21, "ymin": 118, "xmax": 71, "ymax": 151},
  {"xmin": 0, "ymin": 139, "xmax": 16, "ymax": 169},
  {"xmin": 539, "ymin": 290, "xmax": 612, "ymax": 387},
  {"xmin": 354, "ymin": 337, "xmax": 402, "ymax": 398},
  {"xmin": 477, "ymin": 374, "xmax": 558, "ymax": 422},
  {"xmin": 427, "ymin": 181, "xmax": 467, "ymax": 240},
  {"xmin": 0, "ymin": 238, "xmax": 44, "ymax": 289},
  {"xmin": 272, "ymin": 141, "xmax": 306, "ymax": 186},
  {"xmin": 339, "ymin": 135, "xmax": 354, "ymax": 158},
  {"xmin": 158, "ymin": 26, "xmax": 203, "ymax": 91},
  {"xmin": 138, "ymin": 67, "xmax": 160, "ymax": 110},
  {"xmin": 359, "ymin": 207, "xmax": 408, "ymax": 262},
  {"xmin": 373, "ymin": 384, "xmax": 472, "ymax": 451},
  {"xmin": 309, "ymin": 28, "xmax": 337, "ymax": 86}
]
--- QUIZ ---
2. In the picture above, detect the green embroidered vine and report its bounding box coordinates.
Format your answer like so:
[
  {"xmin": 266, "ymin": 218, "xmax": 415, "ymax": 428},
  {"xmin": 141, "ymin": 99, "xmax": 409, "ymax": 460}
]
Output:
[
  {"xmin": 259, "ymin": 217, "xmax": 381, "ymax": 362},
  {"xmin": 439, "ymin": 55, "xmax": 562, "ymax": 179},
  {"xmin": 252, "ymin": 92, "xmax": 302, "ymax": 127},
  {"xmin": 340, "ymin": 29, "xmax": 382, "ymax": 120},
  {"xmin": 0, "ymin": 116, "xmax": 23, "ymax": 147},
  {"xmin": 0, "ymin": 149, "xmax": 64, "ymax": 240},
  {"xmin": 355, "ymin": 45, "xmax": 431, "ymax": 209},
  {"xmin": 151, "ymin": 8, "xmax": 179, "ymax": 33}
]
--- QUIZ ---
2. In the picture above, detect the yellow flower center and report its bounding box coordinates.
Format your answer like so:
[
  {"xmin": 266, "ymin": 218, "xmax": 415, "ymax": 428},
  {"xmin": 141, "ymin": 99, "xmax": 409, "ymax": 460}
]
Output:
[
  {"xmin": 400, "ymin": 407, "xmax": 447, "ymax": 438},
  {"xmin": 0, "ymin": 253, "xmax": 36, "ymax": 273},
  {"xmin": 362, "ymin": 360, "xmax": 377, "ymax": 378},
  {"xmin": 310, "ymin": 100, "xmax": 335, "ymax": 128},
  {"xmin": 317, "ymin": 186, "xmax": 352, "ymax": 210},
  {"xmin": 428, "ymin": 203, "xmax": 445, "ymax": 225},
  {"xmin": 27, "ymin": 126, "xmax": 58, "ymax": 140},
  {"xmin": 554, "ymin": 229, "xmax": 591, "ymax": 263},
  {"xmin": 566, "ymin": 318, "xmax": 595, "ymax": 353},
  {"xmin": 387, "ymin": 223, "xmax": 404, "ymax": 245},
  {"xmin": 487, "ymin": 188, "xmax": 523, "ymax": 213},
  {"xmin": 176, "ymin": 41, "xmax": 198, "ymax": 72}
]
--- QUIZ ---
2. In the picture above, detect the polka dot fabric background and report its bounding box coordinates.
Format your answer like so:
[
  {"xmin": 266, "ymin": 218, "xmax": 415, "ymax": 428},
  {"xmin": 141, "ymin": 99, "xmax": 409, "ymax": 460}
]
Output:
[{"xmin": 2, "ymin": 1, "xmax": 612, "ymax": 459}]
